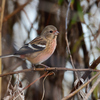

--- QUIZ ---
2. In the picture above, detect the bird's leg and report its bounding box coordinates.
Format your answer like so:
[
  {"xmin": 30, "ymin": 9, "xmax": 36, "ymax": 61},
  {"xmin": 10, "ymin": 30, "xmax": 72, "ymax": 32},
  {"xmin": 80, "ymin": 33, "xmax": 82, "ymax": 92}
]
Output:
[
  {"xmin": 39, "ymin": 64, "xmax": 49, "ymax": 71},
  {"xmin": 32, "ymin": 64, "xmax": 36, "ymax": 71}
]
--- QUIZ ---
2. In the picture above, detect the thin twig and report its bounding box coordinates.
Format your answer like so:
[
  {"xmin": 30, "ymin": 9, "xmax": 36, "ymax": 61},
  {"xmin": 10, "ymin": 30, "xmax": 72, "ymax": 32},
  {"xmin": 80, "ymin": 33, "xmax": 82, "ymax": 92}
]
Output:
[
  {"xmin": 0, "ymin": 0, "xmax": 6, "ymax": 99},
  {"xmin": 22, "ymin": 9, "xmax": 36, "ymax": 30},
  {"xmin": 0, "ymin": 67, "xmax": 100, "ymax": 77},
  {"xmin": 41, "ymin": 72, "xmax": 55, "ymax": 100},
  {"xmin": 65, "ymin": 0, "xmax": 71, "ymax": 29},
  {"xmin": 65, "ymin": 0, "xmax": 79, "ymax": 79},
  {"xmin": 70, "ymin": 56, "xmax": 100, "ymax": 93},
  {"xmin": 3, "ymin": 0, "xmax": 32, "ymax": 22},
  {"xmin": 84, "ymin": 76, "xmax": 100, "ymax": 100},
  {"xmin": 22, "ymin": 72, "xmax": 48, "ymax": 91},
  {"xmin": 61, "ymin": 72, "xmax": 100, "ymax": 100},
  {"xmin": 86, "ymin": 24, "xmax": 98, "ymax": 43},
  {"xmin": 11, "ymin": 72, "xmax": 48, "ymax": 100},
  {"xmin": 65, "ymin": 32, "xmax": 79, "ymax": 79}
]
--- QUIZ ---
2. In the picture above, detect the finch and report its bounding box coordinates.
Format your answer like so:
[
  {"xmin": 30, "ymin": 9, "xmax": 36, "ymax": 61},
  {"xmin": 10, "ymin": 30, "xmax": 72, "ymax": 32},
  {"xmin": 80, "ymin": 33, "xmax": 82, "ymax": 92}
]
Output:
[{"xmin": 0, "ymin": 25, "xmax": 59, "ymax": 64}]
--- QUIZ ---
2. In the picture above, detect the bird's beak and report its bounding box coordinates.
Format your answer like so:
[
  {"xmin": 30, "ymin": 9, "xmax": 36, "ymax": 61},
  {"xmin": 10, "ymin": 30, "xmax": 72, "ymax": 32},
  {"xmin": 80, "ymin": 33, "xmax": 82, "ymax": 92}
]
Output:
[{"xmin": 54, "ymin": 30, "xmax": 59, "ymax": 36}]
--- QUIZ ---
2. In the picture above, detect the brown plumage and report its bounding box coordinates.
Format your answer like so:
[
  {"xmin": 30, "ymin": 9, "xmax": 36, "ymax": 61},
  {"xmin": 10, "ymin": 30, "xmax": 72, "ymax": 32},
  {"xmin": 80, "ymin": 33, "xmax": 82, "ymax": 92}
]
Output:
[{"xmin": 0, "ymin": 25, "xmax": 59, "ymax": 64}]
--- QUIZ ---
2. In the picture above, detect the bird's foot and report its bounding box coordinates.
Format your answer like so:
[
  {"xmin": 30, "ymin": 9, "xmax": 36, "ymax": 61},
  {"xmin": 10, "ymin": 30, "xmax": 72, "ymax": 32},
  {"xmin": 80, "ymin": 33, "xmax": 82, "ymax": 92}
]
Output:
[{"xmin": 31, "ymin": 64, "xmax": 36, "ymax": 71}]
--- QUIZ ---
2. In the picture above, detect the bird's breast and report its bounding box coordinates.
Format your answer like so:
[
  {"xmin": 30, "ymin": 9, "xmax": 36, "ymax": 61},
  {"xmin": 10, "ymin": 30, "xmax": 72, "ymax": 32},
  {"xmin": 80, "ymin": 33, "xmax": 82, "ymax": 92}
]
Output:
[{"xmin": 26, "ymin": 38, "xmax": 57, "ymax": 64}]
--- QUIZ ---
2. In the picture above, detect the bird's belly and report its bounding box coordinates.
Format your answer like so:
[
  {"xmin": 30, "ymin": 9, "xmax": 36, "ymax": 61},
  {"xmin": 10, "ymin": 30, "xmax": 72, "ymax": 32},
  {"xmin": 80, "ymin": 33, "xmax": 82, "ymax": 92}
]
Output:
[
  {"xmin": 27, "ymin": 50, "xmax": 53, "ymax": 64},
  {"xmin": 26, "ymin": 39, "xmax": 56, "ymax": 64},
  {"xmin": 33, "ymin": 53, "xmax": 52, "ymax": 64}
]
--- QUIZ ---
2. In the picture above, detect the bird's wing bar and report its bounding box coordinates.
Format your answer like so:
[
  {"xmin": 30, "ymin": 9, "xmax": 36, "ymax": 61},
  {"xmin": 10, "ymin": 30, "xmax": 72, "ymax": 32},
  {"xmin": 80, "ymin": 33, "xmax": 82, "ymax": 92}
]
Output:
[
  {"xmin": 14, "ymin": 37, "xmax": 47, "ymax": 55},
  {"xmin": 14, "ymin": 42, "xmax": 46, "ymax": 55}
]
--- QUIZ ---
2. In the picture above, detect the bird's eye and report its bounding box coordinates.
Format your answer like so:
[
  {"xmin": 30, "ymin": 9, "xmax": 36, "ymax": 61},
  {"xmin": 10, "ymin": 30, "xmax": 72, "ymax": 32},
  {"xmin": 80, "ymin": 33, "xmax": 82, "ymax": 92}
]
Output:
[{"xmin": 50, "ymin": 31, "xmax": 53, "ymax": 33}]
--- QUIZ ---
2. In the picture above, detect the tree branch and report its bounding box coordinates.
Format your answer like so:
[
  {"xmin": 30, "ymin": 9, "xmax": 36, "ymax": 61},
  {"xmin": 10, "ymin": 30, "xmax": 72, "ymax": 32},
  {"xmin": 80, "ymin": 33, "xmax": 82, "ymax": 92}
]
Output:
[
  {"xmin": 63, "ymin": 56, "xmax": 100, "ymax": 99},
  {"xmin": 62, "ymin": 72, "xmax": 100, "ymax": 100},
  {"xmin": 3, "ymin": 0, "xmax": 32, "ymax": 22},
  {"xmin": 0, "ymin": 67, "xmax": 100, "ymax": 77},
  {"xmin": 84, "ymin": 76, "xmax": 100, "ymax": 100},
  {"xmin": 0, "ymin": 0, "xmax": 6, "ymax": 99},
  {"xmin": 65, "ymin": 0, "xmax": 79, "ymax": 79}
]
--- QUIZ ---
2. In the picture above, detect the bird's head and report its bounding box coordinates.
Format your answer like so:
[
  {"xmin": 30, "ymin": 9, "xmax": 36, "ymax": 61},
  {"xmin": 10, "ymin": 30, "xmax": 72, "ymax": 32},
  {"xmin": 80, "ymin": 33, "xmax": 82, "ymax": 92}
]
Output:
[{"xmin": 41, "ymin": 25, "xmax": 59, "ymax": 40}]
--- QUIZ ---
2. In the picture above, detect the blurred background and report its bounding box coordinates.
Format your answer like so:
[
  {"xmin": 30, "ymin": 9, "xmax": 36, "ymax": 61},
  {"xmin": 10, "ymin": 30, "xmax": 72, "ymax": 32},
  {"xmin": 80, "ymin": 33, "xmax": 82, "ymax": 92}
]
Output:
[{"xmin": 0, "ymin": 0, "xmax": 100, "ymax": 100}]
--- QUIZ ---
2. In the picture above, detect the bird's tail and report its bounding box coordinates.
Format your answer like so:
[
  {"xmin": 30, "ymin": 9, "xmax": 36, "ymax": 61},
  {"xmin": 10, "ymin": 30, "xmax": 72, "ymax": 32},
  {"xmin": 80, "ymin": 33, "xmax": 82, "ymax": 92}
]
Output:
[{"xmin": 0, "ymin": 54, "xmax": 20, "ymax": 58}]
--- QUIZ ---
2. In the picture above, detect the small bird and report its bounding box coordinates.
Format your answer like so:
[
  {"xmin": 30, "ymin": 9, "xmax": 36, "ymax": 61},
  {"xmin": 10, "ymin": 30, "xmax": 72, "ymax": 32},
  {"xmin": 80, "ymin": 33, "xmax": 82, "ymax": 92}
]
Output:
[{"xmin": 0, "ymin": 25, "xmax": 59, "ymax": 65}]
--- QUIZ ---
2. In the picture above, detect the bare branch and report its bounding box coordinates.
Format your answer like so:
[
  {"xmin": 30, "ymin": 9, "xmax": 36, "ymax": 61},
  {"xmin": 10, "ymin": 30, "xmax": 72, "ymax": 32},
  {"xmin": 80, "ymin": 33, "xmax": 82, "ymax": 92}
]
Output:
[
  {"xmin": 84, "ymin": 76, "xmax": 100, "ymax": 100},
  {"xmin": 65, "ymin": 0, "xmax": 79, "ymax": 79},
  {"xmin": 41, "ymin": 72, "xmax": 55, "ymax": 100},
  {"xmin": 62, "ymin": 72, "xmax": 100, "ymax": 100},
  {"xmin": 65, "ymin": 32, "xmax": 79, "ymax": 79},
  {"xmin": 3, "ymin": 0, "xmax": 32, "ymax": 22},
  {"xmin": 0, "ymin": 67, "xmax": 100, "ymax": 77},
  {"xmin": 63, "ymin": 56, "xmax": 100, "ymax": 99},
  {"xmin": 0, "ymin": 0, "xmax": 6, "ymax": 99},
  {"xmin": 11, "ymin": 72, "xmax": 48, "ymax": 100},
  {"xmin": 22, "ymin": 9, "xmax": 37, "ymax": 31}
]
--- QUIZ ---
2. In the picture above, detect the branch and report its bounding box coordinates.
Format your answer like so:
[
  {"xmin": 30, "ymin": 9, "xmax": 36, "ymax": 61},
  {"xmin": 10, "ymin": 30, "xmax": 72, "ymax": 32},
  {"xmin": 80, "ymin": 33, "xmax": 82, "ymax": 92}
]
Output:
[
  {"xmin": 0, "ymin": 0, "xmax": 6, "ymax": 99},
  {"xmin": 65, "ymin": 0, "xmax": 79, "ymax": 79},
  {"xmin": 64, "ymin": 56, "xmax": 100, "ymax": 99},
  {"xmin": 0, "ymin": 67, "xmax": 100, "ymax": 77},
  {"xmin": 3, "ymin": 0, "xmax": 32, "ymax": 22},
  {"xmin": 65, "ymin": 32, "xmax": 79, "ymax": 79},
  {"xmin": 11, "ymin": 72, "xmax": 48, "ymax": 100},
  {"xmin": 84, "ymin": 76, "xmax": 100, "ymax": 100},
  {"xmin": 62, "ymin": 72, "xmax": 100, "ymax": 100}
]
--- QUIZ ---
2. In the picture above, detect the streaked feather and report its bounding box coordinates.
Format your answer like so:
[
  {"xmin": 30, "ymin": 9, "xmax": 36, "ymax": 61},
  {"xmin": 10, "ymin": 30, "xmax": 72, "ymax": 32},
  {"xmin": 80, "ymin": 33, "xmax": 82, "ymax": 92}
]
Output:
[{"xmin": 14, "ymin": 37, "xmax": 47, "ymax": 55}]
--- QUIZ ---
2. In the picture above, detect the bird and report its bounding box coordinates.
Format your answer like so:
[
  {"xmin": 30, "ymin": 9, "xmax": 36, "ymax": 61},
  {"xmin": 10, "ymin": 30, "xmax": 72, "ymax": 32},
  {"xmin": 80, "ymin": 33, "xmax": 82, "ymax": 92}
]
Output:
[{"xmin": 0, "ymin": 25, "xmax": 59, "ymax": 65}]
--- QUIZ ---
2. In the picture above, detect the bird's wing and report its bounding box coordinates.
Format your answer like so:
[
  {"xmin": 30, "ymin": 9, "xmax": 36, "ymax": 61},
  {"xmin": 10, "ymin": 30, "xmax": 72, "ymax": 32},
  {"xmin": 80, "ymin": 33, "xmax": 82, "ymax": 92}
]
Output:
[{"xmin": 14, "ymin": 37, "xmax": 47, "ymax": 55}]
